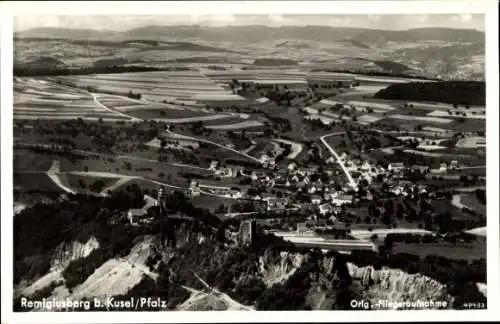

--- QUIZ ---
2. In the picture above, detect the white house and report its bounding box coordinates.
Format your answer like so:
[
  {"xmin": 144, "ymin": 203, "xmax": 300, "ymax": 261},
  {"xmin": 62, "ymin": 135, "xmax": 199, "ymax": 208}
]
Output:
[
  {"xmin": 127, "ymin": 209, "xmax": 148, "ymax": 225},
  {"xmin": 319, "ymin": 203, "xmax": 333, "ymax": 215},
  {"xmin": 287, "ymin": 162, "xmax": 297, "ymax": 171},
  {"xmin": 439, "ymin": 163, "xmax": 448, "ymax": 174},
  {"xmin": 449, "ymin": 160, "xmax": 459, "ymax": 170},
  {"xmin": 260, "ymin": 154, "xmax": 270, "ymax": 165},
  {"xmin": 230, "ymin": 190, "xmax": 243, "ymax": 199},
  {"xmin": 391, "ymin": 186, "xmax": 404, "ymax": 196},
  {"xmin": 360, "ymin": 161, "xmax": 372, "ymax": 172},
  {"xmin": 308, "ymin": 186, "xmax": 317, "ymax": 194},
  {"xmin": 331, "ymin": 193, "xmax": 353, "ymax": 206},
  {"xmin": 209, "ymin": 160, "xmax": 219, "ymax": 171},
  {"xmin": 215, "ymin": 167, "xmax": 234, "ymax": 178},
  {"xmin": 311, "ymin": 195, "xmax": 322, "ymax": 205},
  {"xmin": 188, "ymin": 180, "xmax": 201, "ymax": 197},
  {"xmin": 388, "ymin": 162, "xmax": 405, "ymax": 173}
]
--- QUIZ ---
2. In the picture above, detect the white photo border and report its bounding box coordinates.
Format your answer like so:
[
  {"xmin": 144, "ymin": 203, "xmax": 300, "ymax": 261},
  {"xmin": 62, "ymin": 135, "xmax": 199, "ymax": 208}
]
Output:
[{"xmin": 1, "ymin": 1, "xmax": 499, "ymax": 323}]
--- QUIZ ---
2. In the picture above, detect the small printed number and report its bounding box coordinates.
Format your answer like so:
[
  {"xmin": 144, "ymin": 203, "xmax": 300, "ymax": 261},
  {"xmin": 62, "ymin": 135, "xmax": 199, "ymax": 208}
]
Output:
[{"xmin": 463, "ymin": 302, "xmax": 486, "ymax": 309}]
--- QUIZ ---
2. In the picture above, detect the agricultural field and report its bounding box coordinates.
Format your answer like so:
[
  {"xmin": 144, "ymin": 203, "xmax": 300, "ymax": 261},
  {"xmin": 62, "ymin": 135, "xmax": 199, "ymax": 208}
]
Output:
[
  {"xmin": 56, "ymin": 71, "xmax": 245, "ymax": 103},
  {"xmin": 387, "ymin": 114, "xmax": 453, "ymax": 124},
  {"xmin": 456, "ymin": 136, "xmax": 486, "ymax": 149},
  {"xmin": 14, "ymin": 78, "xmax": 132, "ymax": 121},
  {"xmin": 427, "ymin": 110, "xmax": 486, "ymax": 120},
  {"xmin": 204, "ymin": 69, "xmax": 307, "ymax": 84}
]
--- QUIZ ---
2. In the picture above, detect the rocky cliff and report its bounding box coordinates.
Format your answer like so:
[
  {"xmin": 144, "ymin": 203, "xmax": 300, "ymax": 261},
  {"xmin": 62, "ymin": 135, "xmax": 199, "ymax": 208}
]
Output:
[
  {"xmin": 17, "ymin": 236, "xmax": 100, "ymax": 298},
  {"xmin": 50, "ymin": 236, "xmax": 100, "ymax": 269},
  {"xmin": 258, "ymin": 251, "xmax": 305, "ymax": 287},
  {"xmin": 347, "ymin": 262, "xmax": 453, "ymax": 309}
]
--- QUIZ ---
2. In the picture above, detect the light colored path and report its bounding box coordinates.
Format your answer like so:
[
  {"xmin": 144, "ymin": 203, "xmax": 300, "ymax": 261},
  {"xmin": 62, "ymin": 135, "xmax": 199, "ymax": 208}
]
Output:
[
  {"xmin": 350, "ymin": 228, "xmax": 432, "ymax": 240},
  {"xmin": 451, "ymin": 195, "xmax": 468, "ymax": 210},
  {"xmin": 192, "ymin": 272, "xmax": 255, "ymax": 311},
  {"xmin": 101, "ymin": 177, "xmax": 135, "ymax": 195},
  {"xmin": 274, "ymin": 138, "xmax": 303, "ymax": 159},
  {"xmin": 166, "ymin": 130, "xmax": 262, "ymax": 164},
  {"xmin": 465, "ymin": 227, "xmax": 487, "ymax": 237},
  {"xmin": 46, "ymin": 160, "xmax": 76, "ymax": 194},
  {"xmin": 320, "ymin": 132, "xmax": 358, "ymax": 191},
  {"xmin": 91, "ymin": 93, "xmax": 143, "ymax": 122},
  {"xmin": 171, "ymin": 163, "xmax": 210, "ymax": 171}
]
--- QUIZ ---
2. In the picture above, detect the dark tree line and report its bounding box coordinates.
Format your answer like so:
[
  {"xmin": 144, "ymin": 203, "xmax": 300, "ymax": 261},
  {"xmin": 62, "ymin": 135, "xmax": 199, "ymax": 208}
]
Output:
[
  {"xmin": 14, "ymin": 65, "xmax": 188, "ymax": 77},
  {"xmin": 374, "ymin": 81, "xmax": 485, "ymax": 106}
]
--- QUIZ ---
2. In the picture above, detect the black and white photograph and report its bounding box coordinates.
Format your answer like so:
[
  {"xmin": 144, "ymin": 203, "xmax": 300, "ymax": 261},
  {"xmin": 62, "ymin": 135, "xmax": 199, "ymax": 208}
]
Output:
[{"xmin": 1, "ymin": 1, "xmax": 499, "ymax": 323}]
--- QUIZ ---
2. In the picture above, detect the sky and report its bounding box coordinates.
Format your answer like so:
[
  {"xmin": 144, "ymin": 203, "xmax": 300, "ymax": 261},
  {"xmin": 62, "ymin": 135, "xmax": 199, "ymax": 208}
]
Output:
[{"xmin": 14, "ymin": 14, "xmax": 485, "ymax": 32}]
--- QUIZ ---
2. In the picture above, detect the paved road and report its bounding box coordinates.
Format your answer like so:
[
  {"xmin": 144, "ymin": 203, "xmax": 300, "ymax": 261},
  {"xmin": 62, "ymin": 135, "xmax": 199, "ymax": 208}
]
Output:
[
  {"xmin": 46, "ymin": 160, "xmax": 76, "ymax": 194},
  {"xmin": 223, "ymin": 207, "xmax": 300, "ymax": 218},
  {"xmin": 320, "ymin": 132, "xmax": 358, "ymax": 191},
  {"xmin": 91, "ymin": 93, "xmax": 143, "ymax": 122},
  {"xmin": 274, "ymin": 138, "xmax": 303, "ymax": 159},
  {"xmin": 166, "ymin": 129, "xmax": 262, "ymax": 164}
]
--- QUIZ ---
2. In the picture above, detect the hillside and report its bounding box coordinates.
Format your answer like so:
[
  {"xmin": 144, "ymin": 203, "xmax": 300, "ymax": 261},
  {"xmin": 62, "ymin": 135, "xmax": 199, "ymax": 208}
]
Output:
[
  {"xmin": 14, "ymin": 27, "xmax": 119, "ymax": 40},
  {"xmin": 16, "ymin": 26, "xmax": 485, "ymax": 44},
  {"xmin": 352, "ymin": 28, "xmax": 484, "ymax": 46},
  {"xmin": 373, "ymin": 81, "xmax": 486, "ymax": 105},
  {"xmin": 13, "ymin": 185, "xmax": 486, "ymax": 311}
]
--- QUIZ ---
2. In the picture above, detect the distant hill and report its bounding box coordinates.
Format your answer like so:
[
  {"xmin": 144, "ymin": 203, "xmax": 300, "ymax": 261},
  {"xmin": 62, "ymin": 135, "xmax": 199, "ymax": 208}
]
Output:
[
  {"xmin": 15, "ymin": 27, "xmax": 118, "ymax": 39},
  {"xmin": 395, "ymin": 42, "xmax": 485, "ymax": 61},
  {"xmin": 16, "ymin": 26, "xmax": 485, "ymax": 44},
  {"xmin": 352, "ymin": 28, "xmax": 484, "ymax": 46}
]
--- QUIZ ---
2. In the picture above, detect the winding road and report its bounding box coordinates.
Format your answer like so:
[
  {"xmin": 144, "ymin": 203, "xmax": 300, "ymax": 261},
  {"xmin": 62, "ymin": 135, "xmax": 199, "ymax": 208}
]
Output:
[
  {"xmin": 90, "ymin": 93, "xmax": 143, "ymax": 122},
  {"xmin": 166, "ymin": 129, "xmax": 262, "ymax": 164}
]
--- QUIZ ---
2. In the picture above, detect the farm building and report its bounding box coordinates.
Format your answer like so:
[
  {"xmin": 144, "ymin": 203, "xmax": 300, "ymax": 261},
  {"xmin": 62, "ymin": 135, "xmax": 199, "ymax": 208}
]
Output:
[
  {"xmin": 187, "ymin": 180, "xmax": 201, "ymax": 197},
  {"xmin": 239, "ymin": 219, "xmax": 257, "ymax": 246},
  {"xmin": 330, "ymin": 193, "xmax": 354, "ymax": 207},
  {"xmin": 311, "ymin": 195, "xmax": 322, "ymax": 205},
  {"xmin": 319, "ymin": 203, "xmax": 334, "ymax": 215},
  {"xmin": 449, "ymin": 160, "xmax": 459, "ymax": 170},
  {"xmin": 412, "ymin": 165, "xmax": 430, "ymax": 174},
  {"xmin": 388, "ymin": 162, "xmax": 405, "ymax": 173}
]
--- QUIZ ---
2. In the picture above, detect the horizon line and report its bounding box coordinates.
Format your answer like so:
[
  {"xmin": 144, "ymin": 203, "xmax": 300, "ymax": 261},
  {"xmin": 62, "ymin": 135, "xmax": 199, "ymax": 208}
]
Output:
[{"xmin": 14, "ymin": 24, "xmax": 485, "ymax": 33}]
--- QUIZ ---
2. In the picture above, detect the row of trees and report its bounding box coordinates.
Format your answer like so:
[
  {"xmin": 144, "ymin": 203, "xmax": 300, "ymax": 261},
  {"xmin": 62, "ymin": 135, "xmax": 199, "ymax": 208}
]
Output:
[{"xmin": 374, "ymin": 81, "xmax": 486, "ymax": 106}]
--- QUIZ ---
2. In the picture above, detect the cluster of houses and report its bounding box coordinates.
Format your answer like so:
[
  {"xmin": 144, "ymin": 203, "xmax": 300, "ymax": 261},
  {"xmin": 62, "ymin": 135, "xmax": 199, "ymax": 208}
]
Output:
[{"xmin": 208, "ymin": 160, "xmax": 240, "ymax": 178}]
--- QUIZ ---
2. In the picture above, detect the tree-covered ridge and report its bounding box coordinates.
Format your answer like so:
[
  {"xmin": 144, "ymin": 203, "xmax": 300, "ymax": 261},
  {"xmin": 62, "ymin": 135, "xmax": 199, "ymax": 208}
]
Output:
[{"xmin": 374, "ymin": 81, "xmax": 486, "ymax": 106}]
